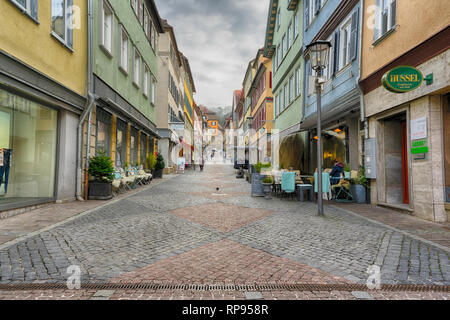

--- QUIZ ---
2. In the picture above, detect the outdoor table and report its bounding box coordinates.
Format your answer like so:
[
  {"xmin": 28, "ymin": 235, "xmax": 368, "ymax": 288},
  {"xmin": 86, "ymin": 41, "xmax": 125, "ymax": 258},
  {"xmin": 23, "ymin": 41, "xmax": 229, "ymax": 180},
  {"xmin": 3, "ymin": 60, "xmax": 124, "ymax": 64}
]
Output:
[{"xmin": 297, "ymin": 184, "xmax": 314, "ymax": 202}]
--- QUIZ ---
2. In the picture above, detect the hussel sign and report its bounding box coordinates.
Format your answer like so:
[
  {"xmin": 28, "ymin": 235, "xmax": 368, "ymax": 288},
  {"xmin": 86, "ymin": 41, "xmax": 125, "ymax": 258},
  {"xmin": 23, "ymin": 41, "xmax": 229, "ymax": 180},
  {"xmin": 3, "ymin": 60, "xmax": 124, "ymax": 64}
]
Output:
[{"xmin": 382, "ymin": 66, "xmax": 423, "ymax": 93}]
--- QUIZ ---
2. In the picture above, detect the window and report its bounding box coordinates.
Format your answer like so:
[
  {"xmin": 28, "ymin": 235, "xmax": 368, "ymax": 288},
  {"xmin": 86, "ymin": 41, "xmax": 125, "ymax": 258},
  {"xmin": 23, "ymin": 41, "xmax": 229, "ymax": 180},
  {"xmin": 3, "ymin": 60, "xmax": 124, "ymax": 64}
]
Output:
[
  {"xmin": 288, "ymin": 23, "xmax": 293, "ymax": 49},
  {"xmin": 100, "ymin": 0, "xmax": 113, "ymax": 55},
  {"xmin": 284, "ymin": 83, "xmax": 288, "ymax": 108},
  {"xmin": 289, "ymin": 75, "xmax": 294, "ymax": 103},
  {"xmin": 277, "ymin": 8, "xmax": 281, "ymax": 29},
  {"xmin": 152, "ymin": 25, "xmax": 157, "ymax": 50},
  {"xmin": 115, "ymin": 118, "xmax": 127, "ymax": 168},
  {"xmin": 375, "ymin": 0, "xmax": 397, "ymax": 41},
  {"xmin": 119, "ymin": 26, "xmax": 129, "ymax": 72},
  {"xmin": 51, "ymin": 0, "xmax": 73, "ymax": 48},
  {"xmin": 294, "ymin": 9, "xmax": 299, "ymax": 39},
  {"xmin": 96, "ymin": 108, "xmax": 112, "ymax": 156},
  {"xmin": 277, "ymin": 44, "xmax": 281, "ymax": 68},
  {"xmin": 324, "ymin": 36, "xmax": 333, "ymax": 80},
  {"xmin": 295, "ymin": 67, "xmax": 301, "ymax": 97},
  {"xmin": 143, "ymin": 65, "xmax": 149, "ymax": 97},
  {"xmin": 133, "ymin": 48, "xmax": 141, "ymax": 86},
  {"xmin": 151, "ymin": 76, "xmax": 156, "ymax": 104},
  {"xmin": 144, "ymin": 8, "xmax": 149, "ymax": 38},
  {"xmin": 339, "ymin": 20, "xmax": 352, "ymax": 70},
  {"xmin": 10, "ymin": 0, "xmax": 38, "ymax": 21},
  {"xmin": 282, "ymin": 34, "xmax": 287, "ymax": 59},
  {"xmin": 140, "ymin": 133, "xmax": 147, "ymax": 166}
]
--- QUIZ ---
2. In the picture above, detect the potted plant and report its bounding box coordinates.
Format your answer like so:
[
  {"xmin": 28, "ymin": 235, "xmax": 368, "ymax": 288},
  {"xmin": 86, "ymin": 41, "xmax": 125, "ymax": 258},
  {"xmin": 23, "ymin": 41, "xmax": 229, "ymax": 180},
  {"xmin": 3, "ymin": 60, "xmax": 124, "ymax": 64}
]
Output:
[
  {"xmin": 88, "ymin": 150, "xmax": 114, "ymax": 200},
  {"xmin": 146, "ymin": 153, "xmax": 157, "ymax": 174},
  {"xmin": 344, "ymin": 163, "xmax": 351, "ymax": 179},
  {"xmin": 153, "ymin": 154, "xmax": 165, "ymax": 178},
  {"xmin": 350, "ymin": 167, "xmax": 368, "ymax": 204},
  {"xmin": 262, "ymin": 176, "xmax": 274, "ymax": 199}
]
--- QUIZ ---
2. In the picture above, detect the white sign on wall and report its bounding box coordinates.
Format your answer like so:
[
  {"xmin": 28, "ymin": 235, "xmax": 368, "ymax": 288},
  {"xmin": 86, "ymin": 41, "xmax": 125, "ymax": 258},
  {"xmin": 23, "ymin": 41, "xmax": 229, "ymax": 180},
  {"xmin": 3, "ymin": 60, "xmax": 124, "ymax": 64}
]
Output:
[{"xmin": 411, "ymin": 117, "xmax": 427, "ymax": 140}]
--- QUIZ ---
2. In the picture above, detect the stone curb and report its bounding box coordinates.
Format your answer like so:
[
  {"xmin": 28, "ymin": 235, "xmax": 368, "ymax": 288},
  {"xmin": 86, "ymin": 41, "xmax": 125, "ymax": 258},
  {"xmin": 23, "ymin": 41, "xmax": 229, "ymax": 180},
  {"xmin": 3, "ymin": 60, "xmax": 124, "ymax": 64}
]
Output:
[
  {"xmin": 0, "ymin": 175, "xmax": 178, "ymax": 251},
  {"xmin": 329, "ymin": 204, "xmax": 450, "ymax": 254}
]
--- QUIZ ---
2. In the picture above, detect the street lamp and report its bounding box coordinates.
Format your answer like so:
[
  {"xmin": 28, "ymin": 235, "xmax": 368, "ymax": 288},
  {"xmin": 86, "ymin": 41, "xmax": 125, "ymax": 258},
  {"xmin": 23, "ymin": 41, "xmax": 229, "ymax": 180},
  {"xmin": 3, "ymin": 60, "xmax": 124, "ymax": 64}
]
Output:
[{"xmin": 306, "ymin": 40, "xmax": 332, "ymax": 216}]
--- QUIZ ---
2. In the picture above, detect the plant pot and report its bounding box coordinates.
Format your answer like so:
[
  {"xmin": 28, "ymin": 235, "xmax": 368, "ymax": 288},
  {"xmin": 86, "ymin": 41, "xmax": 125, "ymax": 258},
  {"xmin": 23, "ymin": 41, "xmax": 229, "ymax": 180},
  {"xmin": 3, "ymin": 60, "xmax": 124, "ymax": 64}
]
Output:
[
  {"xmin": 251, "ymin": 173, "xmax": 265, "ymax": 197},
  {"xmin": 344, "ymin": 171, "xmax": 351, "ymax": 179},
  {"xmin": 351, "ymin": 184, "xmax": 366, "ymax": 204},
  {"xmin": 262, "ymin": 183, "xmax": 272, "ymax": 199},
  {"xmin": 88, "ymin": 180, "xmax": 112, "ymax": 200},
  {"xmin": 153, "ymin": 169, "xmax": 163, "ymax": 179}
]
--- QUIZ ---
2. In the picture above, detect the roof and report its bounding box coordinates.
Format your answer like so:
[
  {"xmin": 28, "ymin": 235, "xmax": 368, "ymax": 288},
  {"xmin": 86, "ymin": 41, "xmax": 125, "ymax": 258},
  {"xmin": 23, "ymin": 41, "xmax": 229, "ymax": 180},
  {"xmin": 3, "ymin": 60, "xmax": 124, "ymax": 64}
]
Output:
[
  {"xmin": 180, "ymin": 52, "xmax": 196, "ymax": 93},
  {"xmin": 146, "ymin": 0, "xmax": 164, "ymax": 33}
]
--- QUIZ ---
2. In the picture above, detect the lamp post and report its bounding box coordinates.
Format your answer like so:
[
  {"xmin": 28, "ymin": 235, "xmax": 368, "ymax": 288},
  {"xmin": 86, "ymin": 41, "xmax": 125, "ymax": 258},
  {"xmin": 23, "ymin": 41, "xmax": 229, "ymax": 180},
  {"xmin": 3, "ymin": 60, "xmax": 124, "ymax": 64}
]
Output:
[{"xmin": 306, "ymin": 40, "xmax": 332, "ymax": 216}]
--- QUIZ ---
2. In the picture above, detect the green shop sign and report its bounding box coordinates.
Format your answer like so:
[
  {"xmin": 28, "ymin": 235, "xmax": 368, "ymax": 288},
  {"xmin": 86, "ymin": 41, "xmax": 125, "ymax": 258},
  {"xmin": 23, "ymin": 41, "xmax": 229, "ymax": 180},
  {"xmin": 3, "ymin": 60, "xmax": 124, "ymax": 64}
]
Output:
[{"xmin": 382, "ymin": 66, "xmax": 424, "ymax": 93}]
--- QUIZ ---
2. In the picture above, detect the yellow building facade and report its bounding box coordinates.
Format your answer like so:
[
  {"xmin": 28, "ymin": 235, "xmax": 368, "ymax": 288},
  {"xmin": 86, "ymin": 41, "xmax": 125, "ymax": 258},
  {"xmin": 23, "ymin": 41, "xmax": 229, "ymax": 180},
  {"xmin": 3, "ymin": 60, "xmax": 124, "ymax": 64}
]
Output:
[
  {"xmin": 0, "ymin": 0, "xmax": 88, "ymax": 212},
  {"xmin": 360, "ymin": 0, "xmax": 450, "ymax": 222}
]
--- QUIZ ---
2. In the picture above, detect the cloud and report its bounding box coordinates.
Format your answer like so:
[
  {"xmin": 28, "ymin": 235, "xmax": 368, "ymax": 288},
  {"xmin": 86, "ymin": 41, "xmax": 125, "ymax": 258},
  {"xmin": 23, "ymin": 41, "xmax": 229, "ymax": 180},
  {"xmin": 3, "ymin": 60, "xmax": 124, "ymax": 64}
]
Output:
[{"xmin": 154, "ymin": 0, "xmax": 269, "ymax": 108}]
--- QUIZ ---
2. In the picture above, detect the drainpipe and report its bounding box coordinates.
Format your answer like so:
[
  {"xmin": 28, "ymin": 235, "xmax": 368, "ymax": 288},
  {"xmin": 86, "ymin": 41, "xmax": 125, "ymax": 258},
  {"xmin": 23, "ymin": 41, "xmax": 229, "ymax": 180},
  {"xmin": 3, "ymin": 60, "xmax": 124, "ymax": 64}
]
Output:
[
  {"xmin": 76, "ymin": 0, "xmax": 95, "ymax": 201},
  {"xmin": 356, "ymin": 0, "xmax": 368, "ymax": 140}
]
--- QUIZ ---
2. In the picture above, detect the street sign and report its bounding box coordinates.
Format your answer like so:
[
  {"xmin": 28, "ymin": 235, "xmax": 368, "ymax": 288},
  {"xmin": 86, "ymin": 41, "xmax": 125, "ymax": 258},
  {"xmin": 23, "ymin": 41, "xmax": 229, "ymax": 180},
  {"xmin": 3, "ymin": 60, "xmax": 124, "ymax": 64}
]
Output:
[{"xmin": 382, "ymin": 66, "xmax": 424, "ymax": 93}]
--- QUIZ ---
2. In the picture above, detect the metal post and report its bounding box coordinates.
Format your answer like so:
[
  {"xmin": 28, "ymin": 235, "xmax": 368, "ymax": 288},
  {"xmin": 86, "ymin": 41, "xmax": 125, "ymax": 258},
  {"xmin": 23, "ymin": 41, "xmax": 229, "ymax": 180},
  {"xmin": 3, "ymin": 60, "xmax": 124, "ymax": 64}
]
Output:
[{"xmin": 316, "ymin": 74, "xmax": 324, "ymax": 216}]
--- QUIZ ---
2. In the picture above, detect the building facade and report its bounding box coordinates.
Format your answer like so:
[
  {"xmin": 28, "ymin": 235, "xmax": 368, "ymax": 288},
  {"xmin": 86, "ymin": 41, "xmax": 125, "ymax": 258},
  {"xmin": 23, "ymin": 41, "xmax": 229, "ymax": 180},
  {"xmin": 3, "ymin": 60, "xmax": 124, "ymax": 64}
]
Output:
[
  {"xmin": 248, "ymin": 50, "xmax": 274, "ymax": 163},
  {"xmin": 86, "ymin": 0, "xmax": 163, "ymax": 191},
  {"xmin": 0, "ymin": 0, "xmax": 88, "ymax": 212},
  {"xmin": 360, "ymin": 0, "xmax": 450, "ymax": 222},
  {"xmin": 155, "ymin": 20, "xmax": 184, "ymax": 173},
  {"xmin": 302, "ymin": 0, "xmax": 363, "ymax": 172},
  {"xmin": 264, "ymin": 0, "xmax": 306, "ymax": 171}
]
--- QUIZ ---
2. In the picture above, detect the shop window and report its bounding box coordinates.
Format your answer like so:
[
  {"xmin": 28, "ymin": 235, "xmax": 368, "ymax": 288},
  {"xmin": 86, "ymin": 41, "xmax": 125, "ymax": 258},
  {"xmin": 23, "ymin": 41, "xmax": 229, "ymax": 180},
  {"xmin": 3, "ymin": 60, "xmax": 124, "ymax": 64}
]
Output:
[
  {"xmin": 95, "ymin": 108, "xmax": 111, "ymax": 156},
  {"xmin": 444, "ymin": 94, "xmax": 450, "ymax": 203},
  {"xmin": 322, "ymin": 126, "xmax": 348, "ymax": 169},
  {"xmin": 130, "ymin": 127, "xmax": 138, "ymax": 166},
  {"xmin": 115, "ymin": 118, "xmax": 127, "ymax": 168},
  {"xmin": 140, "ymin": 133, "xmax": 147, "ymax": 166},
  {"xmin": 0, "ymin": 89, "xmax": 57, "ymax": 201}
]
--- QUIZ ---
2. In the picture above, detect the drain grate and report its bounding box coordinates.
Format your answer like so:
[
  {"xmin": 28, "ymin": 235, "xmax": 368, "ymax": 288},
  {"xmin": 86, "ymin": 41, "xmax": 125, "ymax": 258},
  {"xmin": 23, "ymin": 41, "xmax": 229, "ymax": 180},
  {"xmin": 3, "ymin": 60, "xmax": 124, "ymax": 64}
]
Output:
[{"xmin": 0, "ymin": 283, "xmax": 448, "ymax": 292}]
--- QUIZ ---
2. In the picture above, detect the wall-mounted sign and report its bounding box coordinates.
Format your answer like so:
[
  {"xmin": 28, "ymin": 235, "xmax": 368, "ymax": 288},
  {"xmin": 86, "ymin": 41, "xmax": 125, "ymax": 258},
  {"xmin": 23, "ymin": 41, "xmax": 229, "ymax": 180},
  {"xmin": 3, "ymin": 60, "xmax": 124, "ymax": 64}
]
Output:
[
  {"xmin": 382, "ymin": 66, "xmax": 424, "ymax": 93},
  {"xmin": 411, "ymin": 117, "xmax": 427, "ymax": 140}
]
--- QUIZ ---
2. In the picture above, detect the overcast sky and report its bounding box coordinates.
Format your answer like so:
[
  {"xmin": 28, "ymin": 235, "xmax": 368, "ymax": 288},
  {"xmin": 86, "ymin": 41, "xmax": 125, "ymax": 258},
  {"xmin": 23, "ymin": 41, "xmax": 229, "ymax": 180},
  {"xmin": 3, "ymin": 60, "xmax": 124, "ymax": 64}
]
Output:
[{"xmin": 154, "ymin": 0, "xmax": 270, "ymax": 108}]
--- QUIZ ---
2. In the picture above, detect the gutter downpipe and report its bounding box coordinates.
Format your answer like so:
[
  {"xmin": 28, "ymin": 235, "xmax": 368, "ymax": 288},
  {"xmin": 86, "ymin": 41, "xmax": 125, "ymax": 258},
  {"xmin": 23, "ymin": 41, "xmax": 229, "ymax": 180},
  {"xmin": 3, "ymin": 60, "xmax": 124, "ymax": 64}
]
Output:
[
  {"xmin": 76, "ymin": 0, "xmax": 95, "ymax": 201},
  {"xmin": 356, "ymin": 0, "xmax": 368, "ymax": 140}
]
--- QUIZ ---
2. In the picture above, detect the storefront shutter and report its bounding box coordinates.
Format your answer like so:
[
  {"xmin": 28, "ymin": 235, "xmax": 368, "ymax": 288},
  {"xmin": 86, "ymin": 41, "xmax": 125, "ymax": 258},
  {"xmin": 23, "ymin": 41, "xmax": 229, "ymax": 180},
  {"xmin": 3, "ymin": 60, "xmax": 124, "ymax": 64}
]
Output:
[
  {"xmin": 332, "ymin": 31, "xmax": 340, "ymax": 75},
  {"xmin": 305, "ymin": 0, "xmax": 310, "ymax": 26},
  {"xmin": 30, "ymin": 0, "xmax": 38, "ymax": 20},
  {"xmin": 67, "ymin": 0, "xmax": 73, "ymax": 49},
  {"xmin": 350, "ymin": 7, "xmax": 359, "ymax": 61}
]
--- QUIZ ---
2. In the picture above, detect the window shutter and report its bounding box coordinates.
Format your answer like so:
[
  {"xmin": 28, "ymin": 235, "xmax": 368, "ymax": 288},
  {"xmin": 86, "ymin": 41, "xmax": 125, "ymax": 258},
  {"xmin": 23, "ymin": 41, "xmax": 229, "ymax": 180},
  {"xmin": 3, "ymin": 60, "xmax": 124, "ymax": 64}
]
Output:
[
  {"xmin": 67, "ymin": 0, "xmax": 74, "ymax": 48},
  {"xmin": 374, "ymin": 0, "xmax": 381, "ymax": 41},
  {"xmin": 350, "ymin": 8, "xmax": 359, "ymax": 61},
  {"xmin": 391, "ymin": 0, "xmax": 397, "ymax": 28},
  {"xmin": 305, "ymin": 0, "xmax": 310, "ymax": 26},
  {"xmin": 148, "ymin": 19, "xmax": 152, "ymax": 41},
  {"xmin": 333, "ymin": 31, "xmax": 340, "ymax": 75},
  {"xmin": 30, "ymin": 0, "xmax": 38, "ymax": 20}
]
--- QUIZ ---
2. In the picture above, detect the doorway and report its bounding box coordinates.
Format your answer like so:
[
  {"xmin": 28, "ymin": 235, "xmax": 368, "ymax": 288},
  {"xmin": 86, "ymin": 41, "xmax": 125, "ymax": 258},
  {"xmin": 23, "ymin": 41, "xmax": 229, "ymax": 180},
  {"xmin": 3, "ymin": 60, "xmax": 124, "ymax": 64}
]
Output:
[{"xmin": 383, "ymin": 113, "xmax": 410, "ymax": 205}]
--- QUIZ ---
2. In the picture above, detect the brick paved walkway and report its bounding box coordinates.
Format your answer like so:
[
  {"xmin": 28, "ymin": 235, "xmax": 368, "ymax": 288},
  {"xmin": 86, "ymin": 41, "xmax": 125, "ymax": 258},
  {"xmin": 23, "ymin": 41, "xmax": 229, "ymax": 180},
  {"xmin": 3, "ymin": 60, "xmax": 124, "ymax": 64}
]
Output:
[{"xmin": 0, "ymin": 164, "xmax": 448, "ymax": 300}]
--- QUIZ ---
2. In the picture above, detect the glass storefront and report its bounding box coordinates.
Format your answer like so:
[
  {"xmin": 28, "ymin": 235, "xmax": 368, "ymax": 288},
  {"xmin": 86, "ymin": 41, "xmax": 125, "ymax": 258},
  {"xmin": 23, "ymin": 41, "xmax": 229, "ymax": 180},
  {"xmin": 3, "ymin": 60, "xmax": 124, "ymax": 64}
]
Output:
[
  {"xmin": 0, "ymin": 89, "xmax": 57, "ymax": 202},
  {"xmin": 95, "ymin": 108, "xmax": 111, "ymax": 156},
  {"xmin": 115, "ymin": 118, "xmax": 127, "ymax": 168},
  {"xmin": 130, "ymin": 127, "xmax": 138, "ymax": 166},
  {"xmin": 322, "ymin": 126, "xmax": 348, "ymax": 169},
  {"xmin": 444, "ymin": 94, "xmax": 450, "ymax": 203},
  {"xmin": 140, "ymin": 133, "xmax": 147, "ymax": 167}
]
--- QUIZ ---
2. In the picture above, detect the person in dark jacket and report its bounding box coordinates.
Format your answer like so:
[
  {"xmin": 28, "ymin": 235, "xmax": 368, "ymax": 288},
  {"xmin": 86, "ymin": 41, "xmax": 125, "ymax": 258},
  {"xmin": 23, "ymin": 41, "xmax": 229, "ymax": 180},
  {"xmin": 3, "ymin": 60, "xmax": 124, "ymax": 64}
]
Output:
[{"xmin": 330, "ymin": 160, "xmax": 344, "ymax": 185}]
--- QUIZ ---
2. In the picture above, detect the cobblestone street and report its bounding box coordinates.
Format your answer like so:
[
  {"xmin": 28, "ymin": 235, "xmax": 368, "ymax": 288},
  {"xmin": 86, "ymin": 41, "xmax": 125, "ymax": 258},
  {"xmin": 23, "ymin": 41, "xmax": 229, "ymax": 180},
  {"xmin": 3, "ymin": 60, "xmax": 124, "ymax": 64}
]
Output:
[{"xmin": 0, "ymin": 165, "xmax": 449, "ymax": 300}]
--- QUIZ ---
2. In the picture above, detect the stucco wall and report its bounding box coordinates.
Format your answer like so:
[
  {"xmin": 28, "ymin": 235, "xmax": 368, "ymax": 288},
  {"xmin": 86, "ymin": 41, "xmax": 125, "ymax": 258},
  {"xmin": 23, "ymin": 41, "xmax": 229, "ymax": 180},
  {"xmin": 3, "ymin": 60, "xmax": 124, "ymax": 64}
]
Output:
[
  {"xmin": 0, "ymin": 0, "xmax": 87, "ymax": 96},
  {"xmin": 361, "ymin": 0, "xmax": 450, "ymax": 79}
]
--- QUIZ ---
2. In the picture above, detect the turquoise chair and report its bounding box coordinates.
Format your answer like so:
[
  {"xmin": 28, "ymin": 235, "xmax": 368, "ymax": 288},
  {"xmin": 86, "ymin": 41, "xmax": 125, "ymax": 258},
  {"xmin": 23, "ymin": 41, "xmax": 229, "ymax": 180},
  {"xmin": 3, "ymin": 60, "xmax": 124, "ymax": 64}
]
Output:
[
  {"xmin": 314, "ymin": 172, "xmax": 331, "ymax": 200},
  {"xmin": 281, "ymin": 172, "xmax": 296, "ymax": 200}
]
